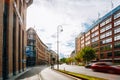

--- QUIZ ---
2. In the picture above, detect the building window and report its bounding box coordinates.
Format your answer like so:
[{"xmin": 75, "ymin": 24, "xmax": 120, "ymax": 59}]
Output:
[
  {"xmin": 100, "ymin": 27, "xmax": 105, "ymax": 33},
  {"xmin": 100, "ymin": 34, "xmax": 105, "ymax": 39},
  {"xmin": 106, "ymin": 31, "xmax": 112, "ymax": 37},
  {"xmin": 85, "ymin": 31, "xmax": 90, "ymax": 37},
  {"xmin": 100, "ymin": 31, "xmax": 112, "ymax": 39},
  {"xmin": 100, "ymin": 22, "xmax": 105, "ymax": 27},
  {"xmin": 114, "ymin": 11, "xmax": 120, "ymax": 19},
  {"xmin": 85, "ymin": 40, "xmax": 90, "ymax": 45},
  {"xmin": 100, "ymin": 44, "xmax": 112, "ymax": 51},
  {"xmin": 91, "ymin": 31, "xmax": 99, "ymax": 38},
  {"xmin": 100, "ymin": 53, "xmax": 104, "ymax": 59},
  {"xmin": 91, "ymin": 26, "xmax": 99, "ymax": 32},
  {"xmin": 81, "ymin": 36, "xmax": 84, "ymax": 40},
  {"xmin": 114, "ymin": 19, "xmax": 120, "ymax": 27},
  {"xmin": 91, "ymin": 42, "xmax": 98, "ymax": 48},
  {"xmin": 100, "ymin": 18, "xmax": 111, "ymax": 27},
  {"xmin": 114, "ymin": 42, "xmax": 120, "ymax": 49},
  {"xmin": 101, "ymin": 38, "xmax": 112, "ymax": 44},
  {"xmin": 81, "ymin": 44, "xmax": 84, "ymax": 48},
  {"xmin": 106, "ymin": 18, "xmax": 111, "ymax": 24},
  {"xmin": 106, "ymin": 24, "xmax": 112, "ymax": 30},
  {"xmin": 100, "ymin": 24, "xmax": 112, "ymax": 33},
  {"xmin": 85, "ymin": 36, "xmax": 90, "ymax": 41},
  {"xmin": 107, "ymin": 52, "xmax": 112, "ymax": 58},
  {"xmin": 114, "ymin": 26, "xmax": 120, "ymax": 34},
  {"xmin": 114, "ymin": 51, "xmax": 120, "ymax": 57},
  {"xmin": 114, "ymin": 34, "xmax": 120, "ymax": 41},
  {"xmin": 92, "ymin": 36, "xmax": 99, "ymax": 42},
  {"xmin": 81, "ymin": 40, "xmax": 84, "ymax": 44},
  {"xmin": 29, "ymin": 34, "xmax": 34, "ymax": 39}
]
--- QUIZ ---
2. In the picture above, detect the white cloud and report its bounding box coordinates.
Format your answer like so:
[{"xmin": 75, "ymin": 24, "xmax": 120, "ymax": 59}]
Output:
[{"xmin": 27, "ymin": 0, "xmax": 120, "ymax": 58}]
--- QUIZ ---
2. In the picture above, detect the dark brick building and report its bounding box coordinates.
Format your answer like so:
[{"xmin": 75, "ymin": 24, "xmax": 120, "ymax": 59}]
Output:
[
  {"xmin": 76, "ymin": 5, "xmax": 120, "ymax": 63},
  {"xmin": 0, "ymin": 0, "xmax": 33, "ymax": 79}
]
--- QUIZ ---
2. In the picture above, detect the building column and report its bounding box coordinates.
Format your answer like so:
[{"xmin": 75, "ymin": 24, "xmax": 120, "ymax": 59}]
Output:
[
  {"xmin": 0, "ymin": 0, "xmax": 4, "ymax": 79},
  {"xmin": 111, "ymin": 15, "xmax": 115, "ymax": 63},
  {"xmin": 7, "ymin": 0, "xmax": 14, "ymax": 78},
  {"xmin": 18, "ymin": 24, "xmax": 22, "ymax": 73}
]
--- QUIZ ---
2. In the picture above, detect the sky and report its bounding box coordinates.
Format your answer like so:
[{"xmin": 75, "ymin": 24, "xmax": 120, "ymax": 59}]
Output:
[{"xmin": 27, "ymin": 0, "xmax": 120, "ymax": 58}]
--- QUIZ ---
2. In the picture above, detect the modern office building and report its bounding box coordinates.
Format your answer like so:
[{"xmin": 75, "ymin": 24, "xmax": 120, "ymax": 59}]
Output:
[
  {"xmin": 75, "ymin": 5, "xmax": 120, "ymax": 63},
  {"xmin": 0, "ymin": 0, "xmax": 33, "ymax": 79},
  {"xmin": 26, "ymin": 28, "xmax": 55, "ymax": 66}
]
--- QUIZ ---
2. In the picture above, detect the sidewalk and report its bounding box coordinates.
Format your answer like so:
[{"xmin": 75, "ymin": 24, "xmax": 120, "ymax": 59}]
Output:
[
  {"xmin": 40, "ymin": 67, "xmax": 77, "ymax": 80},
  {"xmin": 9, "ymin": 67, "xmax": 32, "ymax": 80}
]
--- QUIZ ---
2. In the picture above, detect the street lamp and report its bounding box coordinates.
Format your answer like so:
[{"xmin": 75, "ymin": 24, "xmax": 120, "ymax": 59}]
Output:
[{"xmin": 57, "ymin": 25, "xmax": 63, "ymax": 70}]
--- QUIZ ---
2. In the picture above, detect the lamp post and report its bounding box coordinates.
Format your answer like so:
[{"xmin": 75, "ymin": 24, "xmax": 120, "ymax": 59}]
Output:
[{"xmin": 57, "ymin": 25, "xmax": 63, "ymax": 70}]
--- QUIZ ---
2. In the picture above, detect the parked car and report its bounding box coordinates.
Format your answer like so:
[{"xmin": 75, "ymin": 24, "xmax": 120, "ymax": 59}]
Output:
[{"xmin": 91, "ymin": 62, "xmax": 120, "ymax": 74}]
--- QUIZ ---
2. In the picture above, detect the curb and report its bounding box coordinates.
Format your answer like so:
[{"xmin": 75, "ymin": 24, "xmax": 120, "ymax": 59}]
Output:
[{"xmin": 52, "ymin": 69, "xmax": 82, "ymax": 80}]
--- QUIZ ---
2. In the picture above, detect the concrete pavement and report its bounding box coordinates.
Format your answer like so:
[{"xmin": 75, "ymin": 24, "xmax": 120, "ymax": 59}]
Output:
[{"xmin": 40, "ymin": 67, "xmax": 77, "ymax": 80}]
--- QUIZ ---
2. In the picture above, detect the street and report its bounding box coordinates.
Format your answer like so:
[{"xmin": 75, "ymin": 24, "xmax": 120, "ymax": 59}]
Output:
[
  {"xmin": 15, "ymin": 65, "xmax": 78, "ymax": 80},
  {"xmin": 15, "ymin": 64, "xmax": 120, "ymax": 80},
  {"xmin": 54, "ymin": 64, "xmax": 120, "ymax": 80}
]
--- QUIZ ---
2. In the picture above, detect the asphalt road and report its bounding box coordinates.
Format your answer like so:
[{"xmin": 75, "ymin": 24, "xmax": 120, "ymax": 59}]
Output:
[{"xmin": 55, "ymin": 64, "xmax": 120, "ymax": 80}]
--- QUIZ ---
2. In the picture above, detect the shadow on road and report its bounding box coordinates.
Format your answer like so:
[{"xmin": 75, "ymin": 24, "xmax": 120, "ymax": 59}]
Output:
[{"xmin": 15, "ymin": 65, "xmax": 48, "ymax": 80}]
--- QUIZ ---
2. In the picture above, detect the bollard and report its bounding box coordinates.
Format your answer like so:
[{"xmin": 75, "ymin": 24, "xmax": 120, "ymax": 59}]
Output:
[{"xmin": 64, "ymin": 67, "xmax": 65, "ymax": 71}]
